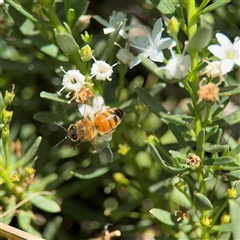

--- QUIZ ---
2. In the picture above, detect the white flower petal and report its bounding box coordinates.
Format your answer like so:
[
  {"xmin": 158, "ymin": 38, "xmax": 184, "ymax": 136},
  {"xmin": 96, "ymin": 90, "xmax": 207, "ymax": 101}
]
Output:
[
  {"xmin": 208, "ymin": 45, "xmax": 225, "ymax": 59},
  {"xmin": 130, "ymin": 57, "xmax": 141, "ymax": 69},
  {"xmin": 151, "ymin": 18, "xmax": 163, "ymax": 41},
  {"xmin": 233, "ymin": 40, "xmax": 240, "ymax": 66},
  {"xmin": 216, "ymin": 33, "xmax": 232, "ymax": 51},
  {"xmin": 149, "ymin": 50, "xmax": 164, "ymax": 62},
  {"xmin": 221, "ymin": 58, "xmax": 234, "ymax": 74}
]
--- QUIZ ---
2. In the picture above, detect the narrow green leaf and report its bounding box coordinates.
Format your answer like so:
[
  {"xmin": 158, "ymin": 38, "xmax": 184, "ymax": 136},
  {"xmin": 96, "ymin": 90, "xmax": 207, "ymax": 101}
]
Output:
[
  {"xmin": 149, "ymin": 143, "xmax": 167, "ymax": 168},
  {"xmin": 193, "ymin": 193, "xmax": 213, "ymax": 211},
  {"xmin": 135, "ymin": 87, "xmax": 167, "ymax": 118},
  {"xmin": 40, "ymin": 91, "xmax": 68, "ymax": 103},
  {"xmin": 43, "ymin": 216, "xmax": 63, "ymax": 240},
  {"xmin": 186, "ymin": 27, "xmax": 212, "ymax": 53},
  {"xmin": 219, "ymin": 85, "xmax": 240, "ymax": 97},
  {"xmin": 199, "ymin": 0, "xmax": 231, "ymax": 14},
  {"xmin": 6, "ymin": 0, "xmax": 38, "ymax": 22},
  {"xmin": 169, "ymin": 150, "xmax": 187, "ymax": 161},
  {"xmin": 204, "ymin": 156, "xmax": 235, "ymax": 166},
  {"xmin": 29, "ymin": 174, "xmax": 58, "ymax": 192},
  {"xmin": 11, "ymin": 136, "xmax": 42, "ymax": 170},
  {"xmin": 30, "ymin": 196, "xmax": 61, "ymax": 213},
  {"xmin": 19, "ymin": 19, "xmax": 39, "ymax": 35},
  {"xmin": 167, "ymin": 123, "xmax": 187, "ymax": 148},
  {"xmin": 1, "ymin": 196, "xmax": 16, "ymax": 224},
  {"xmin": 229, "ymin": 199, "xmax": 240, "ymax": 240},
  {"xmin": 228, "ymin": 145, "xmax": 240, "ymax": 163},
  {"xmin": 34, "ymin": 112, "xmax": 69, "ymax": 124},
  {"xmin": 159, "ymin": 112, "xmax": 194, "ymax": 125},
  {"xmin": 212, "ymin": 109, "xmax": 240, "ymax": 128},
  {"xmin": 205, "ymin": 126, "xmax": 219, "ymax": 140},
  {"xmin": 71, "ymin": 167, "xmax": 109, "ymax": 179},
  {"xmin": 203, "ymin": 144, "xmax": 229, "ymax": 153},
  {"xmin": 224, "ymin": 170, "xmax": 240, "ymax": 181},
  {"xmin": 149, "ymin": 208, "xmax": 175, "ymax": 226},
  {"xmin": 150, "ymin": 0, "xmax": 176, "ymax": 14}
]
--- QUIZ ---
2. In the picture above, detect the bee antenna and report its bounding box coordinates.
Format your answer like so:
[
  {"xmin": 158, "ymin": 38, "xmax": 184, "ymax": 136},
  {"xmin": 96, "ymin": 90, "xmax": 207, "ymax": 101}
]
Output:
[
  {"xmin": 54, "ymin": 121, "xmax": 67, "ymax": 132},
  {"xmin": 55, "ymin": 136, "xmax": 68, "ymax": 147},
  {"xmin": 54, "ymin": 122, "xmax": 68, "ymax": 147}
]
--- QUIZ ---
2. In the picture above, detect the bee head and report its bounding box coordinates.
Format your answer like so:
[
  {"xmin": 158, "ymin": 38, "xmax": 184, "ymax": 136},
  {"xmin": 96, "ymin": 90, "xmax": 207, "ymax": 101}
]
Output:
[{"xmin": 67, "ymin": 124, "xmax": 79, "ymax": 142}]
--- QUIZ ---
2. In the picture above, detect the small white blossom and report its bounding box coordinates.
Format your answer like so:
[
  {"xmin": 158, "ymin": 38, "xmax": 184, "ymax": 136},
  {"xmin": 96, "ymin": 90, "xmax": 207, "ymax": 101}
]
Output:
[
  {"xmin": 159, "ymin": 46, "xmax": 191, "ymax": 79},
  {"xmin": 58, "ymin": 67, "xmax": 86, "ymax": 94},
  {"xmin": 93, "ymin": 11, "xmax": 140, "ymax": 39},
  {"xmin": 90, "ymin": 55, "xmax": 117, "ymax": 81},
  {"xmin": 202, "ymin": 60, "xmax": 223, "ymax": 78},
  {"xmin": 130, "ymin": 18, "xmax": 176, "ymax": 69},
  {"xmin": 208, "ymin": 33, "xmax": 240, "ymax": 74},
  {"xmin": 115, "ymin": 42, "xmax": 135, "ymax": 66}
]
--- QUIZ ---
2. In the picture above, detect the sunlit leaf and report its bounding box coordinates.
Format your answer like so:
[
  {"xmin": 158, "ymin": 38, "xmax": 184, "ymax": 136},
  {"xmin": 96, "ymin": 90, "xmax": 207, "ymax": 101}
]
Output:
[
  {"xmin": 150, "ymin": 0, "xmax": 175, "ymax": 14},
  {"xmin": 40, "ymin": 91, "xmax": 68, "ymax": 103},
  {"xmin": 149, "ymin": 208, "xmax": 175, "ymax": 226},
  {"xmin": 71, "ymin": 167, "xmax": 109, "ymax": 179},
  {"xmin": 199, "ymin": 0, "xmax": 231, "ymax": 14},
  {"xmin": 219, "ymin": 85, "xmax": 240, "ymax": 97},
  {"xmin": 30, "ymin": 195, "xmax": 61, "ymax": 213},
  {"xmin": 17, "ymin": 210, "xmax": 32, "ymax": 231},
  {"xmin": 203, "ymin": 144, "xmax": 229, "ymax": 153}
]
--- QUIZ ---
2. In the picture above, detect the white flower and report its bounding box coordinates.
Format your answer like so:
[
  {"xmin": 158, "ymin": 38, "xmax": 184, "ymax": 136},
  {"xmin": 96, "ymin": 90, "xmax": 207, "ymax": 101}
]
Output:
[
  {"xmin": 159, "ymin": 47, "xmax": 191, "ymax": 79},
  {"xmin": 130, "ymin": 18, "xmax": 176, "ymax": 69},
  {"xmin": 90, "ymin": 55, "xmax": 117, "ymax": 81},
  {"xmin": 93, "ymin": 12, "xmax": 140, "ymax": 39},
  {"xmin": 57, "ymin": 67, "xmax": 86, "ymax": 94},
  {"xmin": 115, "ymin": 42, "xmax": 135, "ymax": 66},
  {"xmin": 202, "ymin": 60, "xmax": 223, "ymax": 78},
  {"xmin": 207, "ymin": 33, "xmax": 240, "ymax": 74}
]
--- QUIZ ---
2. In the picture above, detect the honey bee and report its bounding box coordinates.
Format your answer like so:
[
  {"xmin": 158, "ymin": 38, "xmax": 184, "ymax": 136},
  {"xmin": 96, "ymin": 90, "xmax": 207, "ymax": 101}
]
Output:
[{"xmin": 56, "ymin": 96, "xmax": 123, "ymax": 162}]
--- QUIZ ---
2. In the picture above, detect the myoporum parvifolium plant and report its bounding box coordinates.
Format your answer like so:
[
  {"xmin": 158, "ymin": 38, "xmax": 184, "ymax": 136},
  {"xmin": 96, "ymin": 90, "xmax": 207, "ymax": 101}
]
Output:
[{"xmin": 1, "ymin": 0, "xmax": 240, "ymax": 239}]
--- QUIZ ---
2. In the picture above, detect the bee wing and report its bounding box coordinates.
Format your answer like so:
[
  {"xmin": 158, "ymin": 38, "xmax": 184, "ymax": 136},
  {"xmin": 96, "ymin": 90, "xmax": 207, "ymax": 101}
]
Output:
[
  {"xmin": 78, "ymin": 103, "xmax": 94, "ymax": 120},
  {"xmin": 91, "ymin": 136, "xmax": 113, "ymax": 162}
]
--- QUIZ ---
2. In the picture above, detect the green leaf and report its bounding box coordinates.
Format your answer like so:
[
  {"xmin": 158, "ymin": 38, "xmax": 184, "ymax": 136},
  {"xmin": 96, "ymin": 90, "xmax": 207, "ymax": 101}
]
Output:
[
  {"xmin": 203, "ymin": 144, "xmax": 229, "ymax": 153},
  {"xmin": 11, "ymin": 136, "xmax": 42, "ymax": 170},
  {"xmin": 34, "ymin": 112, "xmax": 69, "ymax": 124},
  {"xmin": 193, "ymin": 193, "xmax": 213, "ymax": 211},
  {"xmin": 219, "ymin": 85, "xmax": 240, "ymax": 97},
  {"xmin": 224, "ymin": 170, "xmax": 240, "ymax": 181},
  {"xmin": 30, "ymin": 195, "xmax": 61, "ymax": 213},
  {"xmin": 19, "ymin": 19, "xmax": 39, "ymax": 35},
  {"xmin": 71, "ymin": 167, "xmax": 109, "ymax": 179},
  {"xmin": 40, "ymin": 44, "xmax": 59, "ymax": 58},
  {"xmin": 43, "ymin": 216, "xmax": 63, "ymax": 240},
  {"xmin": 1, "ymin": 196, "xmax": 16, "ymax": 224},
  {"xmin": 54, "ymin": 30, "xmax": 80, "ymax": 55},
  {"xmin": 205, "ymin": 126, "xmax": 219, "ymax": 140},
  {"xmin": 29, "ymin": 174, "xmax": 58, "ymax": 192},
  {"xmin": 6, "ymin": 0, "xmax": 38, "ymax": 22},
  {"xmin": 167, "ymin": 123, "xmax": 187, "ymax": 148},
  {"xmin": 204, "ymin": 156, "xmax": 235, "ymax": 166},
  {"xmin": 149, "ymin": 208, "xmax": 175, "ymax": 226},
  {"xmin": 169, "ymin": 150, "xmax": 187, "ymax": 161},
  {"xmin": 40, "ymin": 91, "xmax": 68, "ymax": 103},
  {"xmin": 186, "ymin": 27, "xmax": 212, "ymax": 53},
  {"xmin": 150, "ymin": 0, "xmax": 176, "ymax": 14},
  {"xmin": 159, "ymin": 112, "xmax": 194, "ymax": 125},
  {"xmin": 228, "ymin": 145, "xmax": 240, "ymax": 163},
  {"xmin": 17, "ymin": 210, "xmax": 32, "ymax": 231},
  {"xmin": 212, "ymin": 109, "xmax": 240, "ymax": 128},
  {"xmin": 135, "ymin": 87, "xmax": 167, "ymax": 118},
  {"xmin": 198, "ymin": 0, "xmax": 231, "ymax": 15},
  {"xmin": 229, "ymin": 199, "xmax": 240, "ymax": 240}
]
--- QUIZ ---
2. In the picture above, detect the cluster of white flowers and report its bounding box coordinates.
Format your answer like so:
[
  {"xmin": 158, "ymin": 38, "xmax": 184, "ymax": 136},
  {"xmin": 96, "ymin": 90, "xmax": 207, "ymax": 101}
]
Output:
[{"xmin": 58, "ymin": 12, "xmax": 239, "ymax": 105}]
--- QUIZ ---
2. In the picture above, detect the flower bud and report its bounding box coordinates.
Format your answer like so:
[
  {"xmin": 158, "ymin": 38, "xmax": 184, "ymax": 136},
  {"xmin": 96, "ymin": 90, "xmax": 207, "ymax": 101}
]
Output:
[
  {"xmin": 4, "ymin": 90, "xmax": 15, "ymax": 106},
  {"xmin": 221, "ymin": 213, "xmax": 230, "ymax": 224},
  {"xmin": 113, "ymin": 172, "xmax": 129, "ymax": 185},
  {"xmin": 175, "ymin": 181, "xmax": 187, "ymax": 192},
  {"xmin": 79, "ymin": 44, "xmax": 94, "ymax": 61},
  {"xmin": 166, "ymin": 17, "xmax": 180, "ymax": 38},
  {"xmin": 200, "ymin": 216, "xmax": 212, "ymax": 227},
  {"xmin": 10, "ymin": 173, "xmax": 21, "ymax": 183},
  {"xmin": 227, "ymin": 188, "xmax": 237, "ymax": 199},
  {"xmin": 3, "ymin": 109, "xmax": 13, "ymax": 122},
  {"xmin": 81, "ymin": 31, "xmax": 92, "ymax": 44},
  {"xmin": 25, "ymin": 167, "xmax": 36, "ymax": 175},
  {"xmin": 146, "ymin": 135, "xmax": 159, "ymax": 146},
  {"xmin": 117, "ymin": 144, "xmax": 130, "ymax": 155}
]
